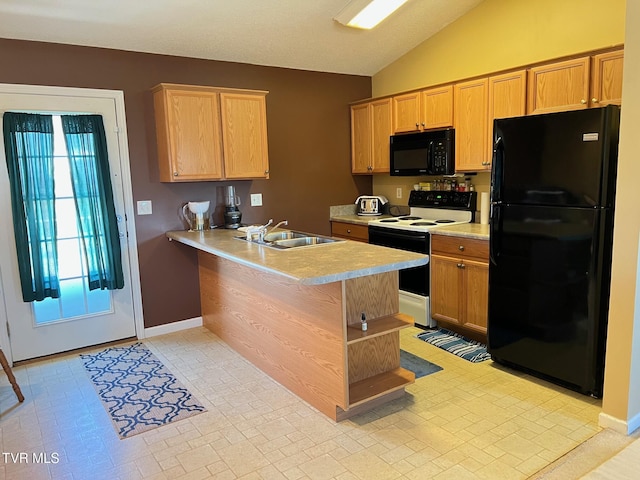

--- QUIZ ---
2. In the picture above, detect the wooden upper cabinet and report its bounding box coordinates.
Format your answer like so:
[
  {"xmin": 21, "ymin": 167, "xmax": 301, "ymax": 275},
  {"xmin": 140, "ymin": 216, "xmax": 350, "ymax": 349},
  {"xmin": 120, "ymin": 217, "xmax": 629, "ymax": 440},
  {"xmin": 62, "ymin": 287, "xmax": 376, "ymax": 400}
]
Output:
[
  {"xmin": 392, "ymin": 87, "xmax": 453, "ymax": 133},
  {"xmin": 153, "ymin": 86, "xmax": 224, "ymax": 182},
  {"xmin": 370, "ymin": 98, "xmax": 393, "ymax": 173},
  {"xmin": 351, "ymin": 103, "xmax": 372, "ymax": 174},
  {"xmin": 487, "ymin": 70, "xmax": 527, "ymax": 167},
  {"xmin": 454, "ymin": 78, "xmax": 489, "ymax": 172},
  {"xmin": 591, "ymin": 49, "xmax": 624, "ymax": 107},
  {"xmin": 392, "ymin": 92, "xmax": 421, "ymax": 133},
  {"xmin": 350, "ymin": 98, "xmax": 392, "ymax": 174},
  {"xmin": 153, "ymin": 83, "xmax": 269, "ymax": 182},
  {"xmin": 220, "ymin": 92, "xmax": 269, "ymax": 179},
  {"xmin": 421, "ymin": 85, "xmax": 454, "ymax": 129},
  {"xmin": 527, "ymin": 56, "xmax": 591, "ymax": 114}
]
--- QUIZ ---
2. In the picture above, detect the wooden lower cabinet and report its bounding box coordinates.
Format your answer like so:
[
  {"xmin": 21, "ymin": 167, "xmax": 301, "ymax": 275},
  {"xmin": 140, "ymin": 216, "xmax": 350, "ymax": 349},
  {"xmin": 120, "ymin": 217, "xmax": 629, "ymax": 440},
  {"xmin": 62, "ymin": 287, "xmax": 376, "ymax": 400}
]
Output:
[
  {"xmin": 331, "ymin": 221, "xmax": 369, "ymax": 242},
  {"xmin": 430, "ymin": 234, "xmax": 489, "ymax": 338}
]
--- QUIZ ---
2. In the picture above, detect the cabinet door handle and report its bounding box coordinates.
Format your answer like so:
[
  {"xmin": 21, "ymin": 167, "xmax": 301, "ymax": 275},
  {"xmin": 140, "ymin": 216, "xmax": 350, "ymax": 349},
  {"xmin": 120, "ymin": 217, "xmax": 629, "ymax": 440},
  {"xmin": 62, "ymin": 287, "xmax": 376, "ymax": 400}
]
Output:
[
  {"xmin": 347, "ymin": 229, "xmax": 351, "ymax": 234},
  {"xmin": 421, "ymin": 122, "xmax": 426, "ymax": 127},
  {"xmin": 457, "ymin": 263, "xmax": 465, "ymax": 268},
  {"xmin": 264, "ymin": 169, "xmax": 270, "ymax": 174},
  {"xmin": 173, "ymin": 171, "xmax": 178, "ymax": 176},
  {"xmin": 592, "ymin": 98, "xmax": 599, "ymax": 104},
  {"xmin": 581, "ymin": 99, "xmax": 587, "ymax": 104},
  {"xmin": 415, "ymin": 122, "xmax": 420, "ymax": 128},
  {"xmin": 458, "ymin": 245, "xmax": 465, "ymax": 251}
]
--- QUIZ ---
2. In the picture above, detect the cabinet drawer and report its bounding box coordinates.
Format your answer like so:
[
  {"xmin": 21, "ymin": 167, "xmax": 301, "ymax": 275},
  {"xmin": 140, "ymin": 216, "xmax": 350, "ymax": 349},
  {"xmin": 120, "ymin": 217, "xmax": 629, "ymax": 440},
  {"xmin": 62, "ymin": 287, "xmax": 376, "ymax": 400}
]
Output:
[
  {"xmin": 431, "ymin": 234, "xmax": 488, "ymax": 260},
  {"xmin": 331, "ymin": 222, "xmax": 369, "ymax": 242}
]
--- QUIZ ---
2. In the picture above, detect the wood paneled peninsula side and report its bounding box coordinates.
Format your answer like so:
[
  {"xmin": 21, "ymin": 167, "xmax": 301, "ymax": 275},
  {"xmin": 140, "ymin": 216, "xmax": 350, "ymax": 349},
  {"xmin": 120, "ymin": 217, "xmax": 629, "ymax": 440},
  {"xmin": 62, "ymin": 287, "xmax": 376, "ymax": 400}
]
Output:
[{"xmin": 166, "ymin": 229, "xmax": 428, "ymax": 420}]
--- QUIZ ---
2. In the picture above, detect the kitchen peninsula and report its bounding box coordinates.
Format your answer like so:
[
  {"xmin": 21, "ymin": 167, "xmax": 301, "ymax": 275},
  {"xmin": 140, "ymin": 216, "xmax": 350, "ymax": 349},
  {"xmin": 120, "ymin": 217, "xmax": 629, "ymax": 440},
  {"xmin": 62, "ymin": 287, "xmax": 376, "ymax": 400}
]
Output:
[{"xmin": 167, "ymin": 229, "xmax": 428, "ymax": 420}]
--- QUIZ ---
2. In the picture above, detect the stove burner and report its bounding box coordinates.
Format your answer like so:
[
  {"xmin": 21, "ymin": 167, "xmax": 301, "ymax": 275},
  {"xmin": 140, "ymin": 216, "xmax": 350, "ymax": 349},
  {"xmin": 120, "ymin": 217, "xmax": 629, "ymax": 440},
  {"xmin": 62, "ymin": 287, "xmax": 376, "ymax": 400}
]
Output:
[
  {"xmin": 380, "ymin": 218, "xmax": 399, "ymax": 223},
  {"xmin": 398, "ymin": 216, "xmax": 422, "ymax": 220},
  {"xmin": 411, "ymin": 221, "xmax": 437, "ymax": 226},
  {"xmin": 435, "ymin": 219, "xmax": 455, "ymax": 223}
]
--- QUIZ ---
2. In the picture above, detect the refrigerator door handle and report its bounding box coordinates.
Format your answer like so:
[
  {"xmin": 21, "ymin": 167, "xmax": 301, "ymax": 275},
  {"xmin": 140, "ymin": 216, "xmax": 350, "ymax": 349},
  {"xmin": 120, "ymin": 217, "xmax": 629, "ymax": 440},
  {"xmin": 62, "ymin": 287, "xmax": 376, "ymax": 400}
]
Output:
[
  {"xmin": 489, "ymin": 203, "xmax": 501, "ymax": 266},
  {"xmin": 491, "ymin": 136, "xmax": 504, "ymax": 204}
]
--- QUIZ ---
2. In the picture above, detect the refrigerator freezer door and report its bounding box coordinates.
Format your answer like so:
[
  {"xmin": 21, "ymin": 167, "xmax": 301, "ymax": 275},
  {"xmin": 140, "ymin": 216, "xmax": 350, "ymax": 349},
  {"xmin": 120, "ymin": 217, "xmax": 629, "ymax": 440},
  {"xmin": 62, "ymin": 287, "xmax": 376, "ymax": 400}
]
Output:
[
  {"xmin": 493, "ymin": 106, "xmax": 619, "ymax": 208},
  {"xmin": 488, "ymin": 204, "xmax": 611, "ymax": 396}
]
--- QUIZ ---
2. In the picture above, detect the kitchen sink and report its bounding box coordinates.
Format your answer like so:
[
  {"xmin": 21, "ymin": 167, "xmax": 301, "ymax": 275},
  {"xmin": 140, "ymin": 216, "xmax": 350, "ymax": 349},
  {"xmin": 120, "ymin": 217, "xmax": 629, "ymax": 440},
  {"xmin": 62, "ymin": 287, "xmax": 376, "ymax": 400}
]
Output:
[
  {"xmin": 263, "ymin": 230, "xmax": 308, "ymax": 242},
  {"xmin": 270, "ymin": 236, "xmax": 339, "ymax": 248},
  {"xmin": 235, "ymin": 230, "xmax": 343, "ymax": 249}
]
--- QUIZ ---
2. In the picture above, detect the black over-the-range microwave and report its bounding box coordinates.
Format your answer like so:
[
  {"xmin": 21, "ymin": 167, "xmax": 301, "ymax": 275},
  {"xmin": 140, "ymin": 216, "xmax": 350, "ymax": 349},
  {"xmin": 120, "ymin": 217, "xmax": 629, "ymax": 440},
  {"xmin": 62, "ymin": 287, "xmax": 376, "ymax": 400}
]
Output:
[{"xmin": 389, "ymin": 128, "xmax": 455, "ymax": 176}]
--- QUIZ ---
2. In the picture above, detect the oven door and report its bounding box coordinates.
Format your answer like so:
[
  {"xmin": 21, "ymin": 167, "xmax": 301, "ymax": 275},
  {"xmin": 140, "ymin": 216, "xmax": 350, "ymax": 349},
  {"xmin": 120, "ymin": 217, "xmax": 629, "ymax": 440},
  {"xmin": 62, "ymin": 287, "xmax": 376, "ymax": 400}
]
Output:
[{"xmin": 368, "ymin": 226, "xmax": 429, "ymax": 296}]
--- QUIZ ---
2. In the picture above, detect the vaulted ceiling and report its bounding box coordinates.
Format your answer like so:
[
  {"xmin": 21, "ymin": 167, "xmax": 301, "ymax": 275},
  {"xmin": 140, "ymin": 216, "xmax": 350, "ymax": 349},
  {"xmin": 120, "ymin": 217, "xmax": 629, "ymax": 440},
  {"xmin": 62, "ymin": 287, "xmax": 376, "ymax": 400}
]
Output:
[{"xmin": 0, "ymin": 0, "xmax": 483, "ymax": 76}]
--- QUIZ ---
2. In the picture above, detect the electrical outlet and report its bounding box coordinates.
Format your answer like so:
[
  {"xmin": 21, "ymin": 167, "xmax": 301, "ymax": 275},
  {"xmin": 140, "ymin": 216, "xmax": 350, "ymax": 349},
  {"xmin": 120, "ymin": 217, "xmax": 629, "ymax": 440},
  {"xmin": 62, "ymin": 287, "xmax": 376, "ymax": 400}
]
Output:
[
  {"xmin": 396, "ymin": 187, "xmax": 402, "ymax": 199},
  {"xmin": 137, "ymin": 200, "xmax": 152, "ymax": 215},
  {"xmin": 250, "ymin": 193, "xmax": 263, "ymax": 206}
]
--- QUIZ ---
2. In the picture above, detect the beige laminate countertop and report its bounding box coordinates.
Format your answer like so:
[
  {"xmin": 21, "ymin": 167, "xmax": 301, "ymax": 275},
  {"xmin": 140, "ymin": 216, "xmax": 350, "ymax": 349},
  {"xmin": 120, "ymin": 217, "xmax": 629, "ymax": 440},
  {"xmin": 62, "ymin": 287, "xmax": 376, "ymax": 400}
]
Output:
[
  {"xmin": 330, "ymin": 214, "xmax": 392, "ymax": 226},
  {"xmin": 430, "ymin": 223, "xmax": 490, "ymax": 240},
  {"xmin": 166, "ymin": 228, "xmax": 428, "ymax": 285}
]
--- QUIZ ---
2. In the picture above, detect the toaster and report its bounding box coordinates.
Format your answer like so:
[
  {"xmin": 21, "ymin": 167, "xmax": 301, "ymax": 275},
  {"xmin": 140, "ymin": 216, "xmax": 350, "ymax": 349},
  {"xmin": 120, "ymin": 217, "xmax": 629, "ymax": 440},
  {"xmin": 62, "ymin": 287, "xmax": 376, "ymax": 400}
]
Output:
[{"xmin": 355, "ymin": 196, "xmax": 388, "ymax": 216}]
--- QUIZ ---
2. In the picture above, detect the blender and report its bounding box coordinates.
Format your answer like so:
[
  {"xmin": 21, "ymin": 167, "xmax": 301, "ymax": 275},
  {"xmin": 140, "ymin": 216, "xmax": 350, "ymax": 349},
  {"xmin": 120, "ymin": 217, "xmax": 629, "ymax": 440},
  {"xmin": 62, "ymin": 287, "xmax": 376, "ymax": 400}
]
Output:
[
  {"xmin": 223, "ymin": 186, "xmax": 242, "ymax": 229},
  {"xmin": 181, "ymin": 201, "xmax": 211, "ymax": 231}
]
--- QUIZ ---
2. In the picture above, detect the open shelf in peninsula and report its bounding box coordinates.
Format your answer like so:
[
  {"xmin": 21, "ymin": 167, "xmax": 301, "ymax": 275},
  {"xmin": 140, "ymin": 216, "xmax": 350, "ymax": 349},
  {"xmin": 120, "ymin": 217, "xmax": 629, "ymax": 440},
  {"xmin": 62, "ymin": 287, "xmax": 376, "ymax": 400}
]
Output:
[
  {"xmin": 166, "ymin": 228, "xmax": 428, "ymax": 421},
  {"xmin": 348, "ymin": 368, "xmax": 415, "ymax": 408},
  {"xmin": 346, "ymin": 313, "xmax": 413, "ymax": 344}
]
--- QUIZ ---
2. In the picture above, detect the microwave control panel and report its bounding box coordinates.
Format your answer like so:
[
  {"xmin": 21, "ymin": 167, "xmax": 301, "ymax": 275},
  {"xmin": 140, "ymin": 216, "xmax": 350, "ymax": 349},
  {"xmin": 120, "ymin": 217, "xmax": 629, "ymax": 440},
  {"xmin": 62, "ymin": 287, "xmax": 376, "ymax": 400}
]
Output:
[{"xmin": 430, "ymin": 140, "xmax": 450, "ymax": 175}]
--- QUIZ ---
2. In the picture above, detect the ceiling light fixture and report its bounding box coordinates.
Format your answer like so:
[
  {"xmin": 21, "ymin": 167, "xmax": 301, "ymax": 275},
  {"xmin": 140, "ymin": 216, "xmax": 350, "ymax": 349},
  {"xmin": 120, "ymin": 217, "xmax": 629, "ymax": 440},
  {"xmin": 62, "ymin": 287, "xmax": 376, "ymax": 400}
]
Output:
[{"xmin": 334, "ymin": 0, "xmax": 410, "ymax": 30}]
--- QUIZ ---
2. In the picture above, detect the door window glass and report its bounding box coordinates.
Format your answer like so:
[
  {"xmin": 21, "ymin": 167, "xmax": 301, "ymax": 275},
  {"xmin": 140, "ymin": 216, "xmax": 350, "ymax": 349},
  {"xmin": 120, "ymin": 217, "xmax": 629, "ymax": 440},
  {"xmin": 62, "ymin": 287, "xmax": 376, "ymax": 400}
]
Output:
[{"xmin": 32, "ymin": 115, "xmax": 112, "ymax": 326}]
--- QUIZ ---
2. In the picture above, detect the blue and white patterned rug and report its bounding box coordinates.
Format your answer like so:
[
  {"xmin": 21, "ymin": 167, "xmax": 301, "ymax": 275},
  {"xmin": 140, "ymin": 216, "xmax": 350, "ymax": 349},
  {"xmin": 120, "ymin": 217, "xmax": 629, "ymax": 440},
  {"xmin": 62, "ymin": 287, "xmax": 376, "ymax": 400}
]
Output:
[
  {"xmin": 81, "ymin": 343, "xmax": 206, "ymax": 438},
  {"xmin": 416, "ymin": 328, "xmax": 491, "ymax": 363}
]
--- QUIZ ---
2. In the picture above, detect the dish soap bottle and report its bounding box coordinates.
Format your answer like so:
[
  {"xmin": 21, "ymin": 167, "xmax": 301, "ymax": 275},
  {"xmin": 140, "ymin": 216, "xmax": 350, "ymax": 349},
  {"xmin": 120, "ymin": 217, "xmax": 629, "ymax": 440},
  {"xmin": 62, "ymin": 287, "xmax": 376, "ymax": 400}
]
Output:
[{"xmin": 361, "ymin": 313, "xmax": 368, "ymax": 332}]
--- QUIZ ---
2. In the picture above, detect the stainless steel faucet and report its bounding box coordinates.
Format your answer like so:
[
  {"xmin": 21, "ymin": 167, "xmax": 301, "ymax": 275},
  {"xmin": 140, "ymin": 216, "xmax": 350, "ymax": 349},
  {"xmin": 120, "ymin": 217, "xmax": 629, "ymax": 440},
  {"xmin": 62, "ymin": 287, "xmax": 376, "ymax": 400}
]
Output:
[
  {"xmin": 245, "ymin": 219, "xmax": 288, "ymax": 243},
  {"xmin": 268, "ymin": 220, "xmax": 288, "ymax": 234}
]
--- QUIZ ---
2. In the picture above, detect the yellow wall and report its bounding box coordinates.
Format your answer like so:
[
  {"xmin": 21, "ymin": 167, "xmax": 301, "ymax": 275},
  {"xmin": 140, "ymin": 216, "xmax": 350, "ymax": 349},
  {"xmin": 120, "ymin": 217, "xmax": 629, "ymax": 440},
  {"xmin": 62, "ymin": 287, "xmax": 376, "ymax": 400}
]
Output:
[
  {"xmin": 373, "ymin": 0, "xmax": 626, "ymax": 97},
  {"xmin": 601, "ymin": 1, "xmax": 640, "ymax": 433}
]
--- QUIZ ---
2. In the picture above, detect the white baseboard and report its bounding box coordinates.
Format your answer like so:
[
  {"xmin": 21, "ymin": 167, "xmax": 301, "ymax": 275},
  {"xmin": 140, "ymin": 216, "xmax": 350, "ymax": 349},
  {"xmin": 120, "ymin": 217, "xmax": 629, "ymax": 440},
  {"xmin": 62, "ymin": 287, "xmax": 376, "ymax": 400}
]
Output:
[
  {"xmin": 143, "ymin": 317, "xmax": 203, "ymax": 338},
  {"xmin": 599, "ymin": 411, "xmax": 640, "ymax": 435}
]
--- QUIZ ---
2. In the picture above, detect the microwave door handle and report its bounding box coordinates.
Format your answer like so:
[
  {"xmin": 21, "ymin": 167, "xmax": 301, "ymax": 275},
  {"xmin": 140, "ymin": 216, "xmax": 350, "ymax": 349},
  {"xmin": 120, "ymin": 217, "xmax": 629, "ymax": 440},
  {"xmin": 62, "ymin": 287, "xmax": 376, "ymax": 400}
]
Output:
[{"xmin": 427, "ymin": 140, "xmax": 434, "ymax": 174}]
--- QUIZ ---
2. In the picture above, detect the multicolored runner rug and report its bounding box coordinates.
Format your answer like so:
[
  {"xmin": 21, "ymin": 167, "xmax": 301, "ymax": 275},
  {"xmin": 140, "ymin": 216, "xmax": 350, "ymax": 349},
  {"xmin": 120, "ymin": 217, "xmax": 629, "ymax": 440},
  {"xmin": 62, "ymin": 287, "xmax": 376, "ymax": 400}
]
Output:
[
  {"xmin": 81, "ymin": 343, "xmax": 206, "ymax": 438},
  {"xmin": 416, "ymin": 328, "xmax": 491, "ymax": 363}
]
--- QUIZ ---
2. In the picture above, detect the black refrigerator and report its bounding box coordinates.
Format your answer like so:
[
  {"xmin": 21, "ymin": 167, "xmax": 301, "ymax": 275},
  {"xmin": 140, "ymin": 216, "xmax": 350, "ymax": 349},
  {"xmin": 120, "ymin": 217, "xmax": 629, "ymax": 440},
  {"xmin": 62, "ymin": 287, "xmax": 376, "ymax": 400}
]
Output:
[{"xmin": 488, "ymin": 105, "xmax": 620, "ymax": 397}]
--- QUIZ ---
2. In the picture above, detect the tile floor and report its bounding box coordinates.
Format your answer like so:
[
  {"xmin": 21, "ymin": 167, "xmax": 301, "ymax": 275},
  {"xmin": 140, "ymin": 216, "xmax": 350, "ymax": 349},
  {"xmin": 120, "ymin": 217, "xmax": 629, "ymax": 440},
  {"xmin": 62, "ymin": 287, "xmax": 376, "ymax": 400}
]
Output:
[{"xmin": 0, "ymin": 326, "xmax": 603, "ymax": 480}]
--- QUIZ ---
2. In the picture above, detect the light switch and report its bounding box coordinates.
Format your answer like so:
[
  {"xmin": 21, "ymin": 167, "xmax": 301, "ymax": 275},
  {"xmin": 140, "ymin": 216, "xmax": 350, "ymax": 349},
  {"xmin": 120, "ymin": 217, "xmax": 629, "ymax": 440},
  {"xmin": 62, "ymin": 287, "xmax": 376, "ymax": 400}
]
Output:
[
  {"xmin": 250, "ymin": 193, "xmax": 263, "ymax": 206},
  {"xmin": 137, "ymin": 200, "xmax": 153, "ymax": 215}
]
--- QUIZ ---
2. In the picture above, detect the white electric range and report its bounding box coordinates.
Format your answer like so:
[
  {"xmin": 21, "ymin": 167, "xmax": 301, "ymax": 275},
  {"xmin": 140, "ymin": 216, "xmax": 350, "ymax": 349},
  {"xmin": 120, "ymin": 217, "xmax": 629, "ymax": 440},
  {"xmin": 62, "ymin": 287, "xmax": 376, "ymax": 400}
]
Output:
[{"xmin": 368, "ymin": 191, "xmax": 477, "ymax": 327}]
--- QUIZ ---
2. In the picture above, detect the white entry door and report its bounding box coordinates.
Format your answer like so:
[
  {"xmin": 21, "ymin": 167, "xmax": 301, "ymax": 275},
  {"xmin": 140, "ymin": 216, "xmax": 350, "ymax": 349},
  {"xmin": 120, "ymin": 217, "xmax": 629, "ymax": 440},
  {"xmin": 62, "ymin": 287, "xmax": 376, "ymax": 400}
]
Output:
[{"xmin": 0, "ymin": 87, "xmax": 140, "ymax": 362}]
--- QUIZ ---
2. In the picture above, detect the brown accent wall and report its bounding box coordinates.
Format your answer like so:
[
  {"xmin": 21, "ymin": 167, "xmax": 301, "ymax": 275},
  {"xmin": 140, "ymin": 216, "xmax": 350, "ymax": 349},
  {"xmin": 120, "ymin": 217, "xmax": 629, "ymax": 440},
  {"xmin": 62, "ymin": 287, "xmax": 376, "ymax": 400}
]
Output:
[{"xmin": 0, "ymin": 39, "xmax": 372, "ymax": 327}]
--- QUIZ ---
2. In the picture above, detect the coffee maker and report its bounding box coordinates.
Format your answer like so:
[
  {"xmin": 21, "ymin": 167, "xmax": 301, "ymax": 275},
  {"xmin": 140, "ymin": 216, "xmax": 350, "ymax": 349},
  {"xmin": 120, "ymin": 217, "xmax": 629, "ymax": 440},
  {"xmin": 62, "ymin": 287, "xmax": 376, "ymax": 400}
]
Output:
[{"xmin": 223, "ymin": 186, "xmax": 242, "ymax": 229}]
